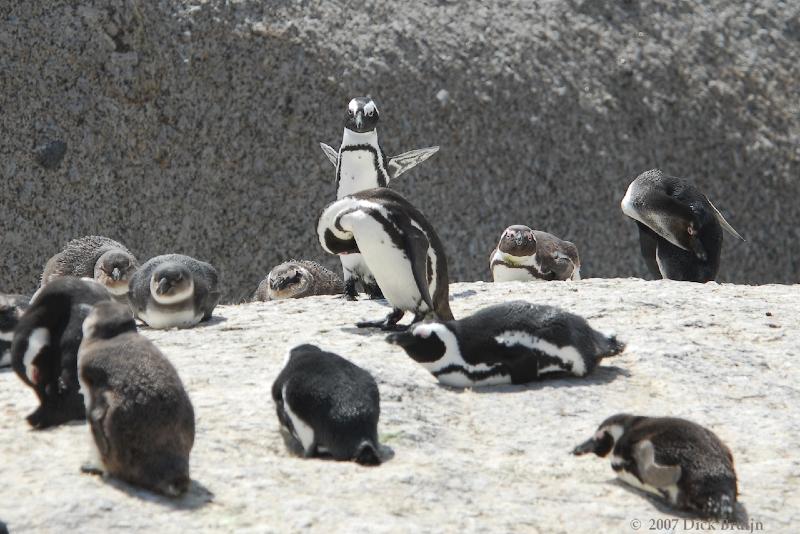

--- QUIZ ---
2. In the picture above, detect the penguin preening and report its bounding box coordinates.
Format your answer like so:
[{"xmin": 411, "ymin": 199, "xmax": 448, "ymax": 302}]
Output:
[
  {"xmin": 320, "ymin": 96, "xmax": 439, "ymax": 300},
  {"xmin": 253, "ymin": 260, "xmax": 344, "ymax": 301},
  {"xmin": 386, "ymin": 301, "xmax": 624, "ymax": 387},
  {"xmin": 490, "ymin": 225, "xmax": 581, "ymax": 282},
  {"xmin": 271, "ymin": 344, "xmax": 382, "ymax": 466},
  {"xmin": 621, "ymin": 169, "xmax": 744, "ymax": 282},
  {"xmin": 317, "ymin": 187, "xmax": 453, "ymax": 330},
  {"xmin": 78, "ymin": 301, "xmax": 195, "ymax": 496},
  {"xmin": 573, "ymin": 414, "xmax": 747, "ymax": 524}
]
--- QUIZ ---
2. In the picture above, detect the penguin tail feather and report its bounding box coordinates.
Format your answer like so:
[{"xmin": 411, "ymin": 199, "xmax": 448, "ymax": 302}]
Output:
[
  {"xmin": 702, "ymin": 492, "xmax": 746, "ymax": 526},
  {"xmin": 354, "ymin": 441, "xmax": 381, "ymax": 466}
]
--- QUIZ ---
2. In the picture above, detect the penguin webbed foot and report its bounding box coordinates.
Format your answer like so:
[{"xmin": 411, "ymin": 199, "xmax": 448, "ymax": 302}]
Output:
[
  {"xmin": 356, "ymin": 309, "xmax": 405, "ymax": 331},
  {"xmin": 343, "ymin": 279, "xmax": 359, "ymax": 301},
  {"xmin": 80, "ymin": 463, "xmax": 105, "ymax": 476},
  {"xmin": 364, "ymin": 282, "xmax": 384, "ymax": 300}
]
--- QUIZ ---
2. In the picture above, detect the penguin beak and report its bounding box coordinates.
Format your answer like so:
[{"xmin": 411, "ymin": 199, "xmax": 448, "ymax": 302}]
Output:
[
  {"xmin": 514, "ymin": 234, "xmax": 524, "ymax": 246},
  {"xmin": 355, "ymin": 111, "xmax": 364, "ymax": 130},
  {"xmin": 111, "ymin": 267, "xmax": 122, "ymax": 281},
  {"xmin": 157, "ymin": 277, "xmax": 171, "ymax": 295},
  {"xmin": 572, "ymin": 437, "xmax": 597, "ymax": 456},
  {"xmin": 386, "ymin": 331, "xmax": 416, "ymax": 348}
]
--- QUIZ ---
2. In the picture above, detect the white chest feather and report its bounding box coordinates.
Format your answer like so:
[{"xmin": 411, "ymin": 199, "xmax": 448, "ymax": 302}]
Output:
[
  {"xmin": 338, "ymin": 150, "xmax": 381, "ymax": 197},
  {"xmin": 23, "ymin": 327, "xmax": 50, "ymax": 383},
  {"xmin": 415, "ymin": 325, "xmax": 509, "ymax": 387},
  {"xmin": 282, "ymin": 384, "xmax": 315, "ymax": 453},
  {"xmin": 139, "ymin": 305, "xmax": 202, "ymax": 330},
  {"xmin": 615, "ymin": 468, "xmax": 680, "ymax": 505},
  {"xmin": 494, "ymin": 330, "xmax": 587, "ymax": 376},
  {"xmin": 491, "ymin": 250, "xmax": 542, "ymax": 282}
]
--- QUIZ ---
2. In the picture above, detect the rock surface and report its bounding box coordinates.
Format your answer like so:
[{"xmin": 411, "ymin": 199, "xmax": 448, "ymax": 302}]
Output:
[
  {"xmin": 1, "ymin": 1, "xmax": 799, "ymax": 300},
  {"xmin": 1, "ymin": 279, "xmax": 798, "ymax": 533}
]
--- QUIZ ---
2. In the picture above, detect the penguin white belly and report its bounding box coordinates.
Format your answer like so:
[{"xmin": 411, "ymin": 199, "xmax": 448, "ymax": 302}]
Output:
[
  {"xmin": 340, "ymin": 253, "xmax": 374, "ymax": 282},
  {"xmin": 492, "ymin": 264, "xmax": 539, "ymax": 282},
  {"xmin": 418, "ymin": 327, "xmax": 509, "ymax": 386},
  {"xmin": 139, "ymin": 306, "xmax": 202, "ymax": 329},
  {"xmin": 23, "ymin": 327, "xmax": 50, "ymax": 383},
  {"xmin": 338, "ymin": 150, "xmax": 381, "ymax": 197},
  {"xmin": 615, "ymin": 469, "xmax": 680, "ymax": 505},
  {"xmin": 282, "ymin": 384, "xmax": 315, "ymax": 453},
  {"xmin": 435, "ymin": 369, "xmax": 510, "ymax": 387}
]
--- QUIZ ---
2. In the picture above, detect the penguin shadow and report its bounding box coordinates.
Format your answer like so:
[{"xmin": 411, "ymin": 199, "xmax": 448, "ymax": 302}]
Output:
[
  {"xmin": 451, "ymin": 289, "xmax": 478, "ymax": 299},
  {"xmin": 461, "ymin": 365, "xmax": 631, "ymax": 394},
  {"xmin": 103, "ymin": 476, "xmax": 214, "ymax": 510},
  {"xmin": 134, "ymin": 315, "xmax": 228, "ymax": 331}
]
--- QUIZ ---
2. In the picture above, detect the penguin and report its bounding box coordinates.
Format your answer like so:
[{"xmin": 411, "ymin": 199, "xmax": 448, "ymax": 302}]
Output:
[
  {"xmin": 271, "ymin": 344, "xmax": 381, "ymax": 465},
  {"xmin": 11, "ymin": 277, "xmax": 111, "ymax": 428},
  {"xmin": 490, "ymin": 225, "xmax": 581, "ymax": 282},
  {"xmin": 621, "ymin": 169, "xmax": 744, "ymax": 282},
  {"xmin": 573, "ymin": 414, "xmax": 747, "ymax": 524},
  {"xmin": 320, "ymin": 96, "xmax": 439, "ymax": 301},
  {"xmin": 1, "ymin": 294, "xmax": 29, "ymax": 367},
  {"xmin": 253, "ymin": 260, "xmax": 344, "ymax": 301},
  {"xmin": 78, "ymin": 301, "xmax": 195, "ymax": 496},
  {"xmin": 40, "ymin": 235, "xmax": 139, "ymax": 302},
  {"xmin": 385, "ymin": 300, "xmax": 624, "ymax": 387},
  {"xmin": 317, "ymin": 187, "xmax": 454, "ymax": 330},
  {"xmin": 127, "ymin": 254, "xmax": 220, "ymax": 329}
]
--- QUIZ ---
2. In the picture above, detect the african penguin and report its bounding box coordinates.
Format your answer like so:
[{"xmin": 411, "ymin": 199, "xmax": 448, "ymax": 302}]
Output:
[
  {"xmin": 78, "ymin": 301, "xmax": 195, "ymax": 496},
  {"xmin": 621, "ymin": 169, "xmax": 744, "ymax": 282},
  {"xmin": 253, "ymin": 260, "xmax": 344, "ymax": 301},
  {"xmin": 40, "ymin": 235, "xmax": 139, "ymax": 302},
  {"xmin": 386, "ymin": 300, "xmax": 624, "ymax": 387},
  {"xmin": 319, "ymin": 96, "xmax": 439, "ymax": 301},
  {"xmin": 127, "ymin": 254, "xmax": 220, "ymax": 329},
  {"xmin": 1, "ymin": 294, "xmax": 29, "ymax": 368},
  {"xmin": 11, "ymin": 277, "xmax": 111, "ymax": 428},
  {"xmin": 490, "ymin": 225, "xmax": 581, "ymax": 282},
  {"xmin": 272, "ymin": 344, "xmax": 381, "ymax": 465},
  {"xmin": 573, "ymin": 414, "xmax": 747, "ymax": 524},
  {"xmin": 317, "ymin": 187, "xmax": 454, "ymax": 330}
]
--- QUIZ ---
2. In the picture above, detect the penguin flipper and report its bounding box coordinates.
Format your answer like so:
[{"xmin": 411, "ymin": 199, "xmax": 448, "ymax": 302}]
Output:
[
  {"xmin": 633, "ymin": 440, "xmax": 682, "ymax": 488},
  {"xmin": 388, "ymin": 146, "xmax": 439, "ymax": 180},
  {"xmin": 705, "ymin": 197, "xmax": 745, "ymax": 241},
  {"xmin": 319, "ymin": 142, "xmax": 338, "ymax": 167},
  {"xmin": 88, "ymin": 392, "xmax": 113, "ymax": 457},
  {"xmin": 400, "ymin": 223, "xmax": 436, "ymax": 315}
]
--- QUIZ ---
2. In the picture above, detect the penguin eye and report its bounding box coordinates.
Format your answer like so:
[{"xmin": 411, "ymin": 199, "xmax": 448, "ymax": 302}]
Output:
[
  {"xmin": 527, "ymin": 235, "xmax": 533, "ymax": 241},
  {"xmin": 367, "ymin": 110, "xmax": 374, "ymax": 117},
  {"xmin": 348, "ymin": 109, "xmax": 353, "ymax": 116}
]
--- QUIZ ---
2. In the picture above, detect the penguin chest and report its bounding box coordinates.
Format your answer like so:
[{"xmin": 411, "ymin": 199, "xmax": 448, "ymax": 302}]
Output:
[
  {"xmin": 139, "ymin": 304, "xmax": 202, "ymax": 329},
  {"xmin": 492, "ymin": 264, "xmax": 540, "ymax": 282},
  {"xmin": 337, "ymin": 150, "xmax": 382, "ymax": 197}
]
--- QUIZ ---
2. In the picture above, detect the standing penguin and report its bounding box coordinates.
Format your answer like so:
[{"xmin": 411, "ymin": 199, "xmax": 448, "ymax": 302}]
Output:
[
  {"xmin": 317, "ymin": 187, "xmax": 453, "ymax": 330},
  {"xmin": 127, "ymin": 254, "xmax": 220, "ymax": 329},
  {"xmin": 40, "ymin": 236, "xmax": 139, "ymax": 302},
  {"xmin": 320, "ymin": 96, "xmax": 439, "ymax": 300},
  {"xmin": 78, "ymin": 301, "xmax": 195, "ymax": 496},
  {"xmin": 573, "ymin": 414, "xmax": 747, "ymax": 524},
  {"xmin": 272, "ymin": 344, "xmax": 381, "ymax": 465},
  {"xmin": 621, "ymin": 169, "xmax": 744, "ymax": 282},
  {"xmin": 253, "ymin": 260, "xmax": 344, "ymax": 301},
  {"xmin": 386, "ymin": 301, "xmax": 623, "ymax": 387},
  {"xmin": 1, "ymin": 294, "xmax": 29, "ymax": 367},
  {"xmin": 490, "ymin": 225, "xmax": 581, "ymax": 282},
  {"xmin": 11, "ymin": 277, "xmax": 111, "ymax": 428}
]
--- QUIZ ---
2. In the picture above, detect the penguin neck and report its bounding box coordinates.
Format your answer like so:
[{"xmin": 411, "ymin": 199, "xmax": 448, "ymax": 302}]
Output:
[{"xmin": 341, "ymin": 128, "xmax": 380, "ymax": 149}]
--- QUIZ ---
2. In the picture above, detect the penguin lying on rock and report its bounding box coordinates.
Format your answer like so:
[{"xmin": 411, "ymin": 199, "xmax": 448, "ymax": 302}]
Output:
[
  {"xmin": 490, "ymin": 225, "xmax": 581, "ymax": 282},
  {"xmin": 253, "ymin": 260, "xmax": 344, "ymax": 301}
]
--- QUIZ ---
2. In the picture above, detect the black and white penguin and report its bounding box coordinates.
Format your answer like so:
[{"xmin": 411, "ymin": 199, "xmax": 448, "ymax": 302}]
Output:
[
  {"xmin": 317, "ymin": 187, "xmax": 454, "ymax": 330},
  {"xmin": 1, "ymin": 294, "xmax": 29, "ymax": 367},
  {"xmin": 40, "ymin": 235, "xmax": 139, "ymax": 302},
  {"xmin": 621, "ymin": 169, "xmax": 744, "ymax": 282},
  {"xmin": 320, "ymin": 96, "xmax": 439, "ymax": 300},
  {"xmin": 386, "ymin": 301, "xmax": 624, "ymax": 387},
  {"xmin": 271, "ymin": 344, "xmax": 381, "ymax": 465},
  {"xmin": 78, "ymin": 301, "xmax": 195, "ymax": 496},
  {"xmin": 127, "ymin": 254, "xmax": 220, "ymax": 329},
  {"xmin": 253, "ymin": 260, "xmax": 344, "ymax": 301},
  {"xmin": 490, "ymin": 225, "xmax": 581, "ymax": 282},
  {"xmin": 11, "ymin": 277, "xmax": 111, "ymax": 428},
  {"xmin": 573, "ymin": 414, "xmax": 747, "ymax": 524}
]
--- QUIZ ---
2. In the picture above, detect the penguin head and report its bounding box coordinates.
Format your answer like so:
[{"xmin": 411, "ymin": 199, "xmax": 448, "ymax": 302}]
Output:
[
  {"xmin": 345, "ymin": 97, "xmax": 379, "ymax": 133},
  {"xmin": 573, "ymin": 413, "xmax": 638, "ymax": 457},
  {"xmin": 0, "ymin": 295, "xmax": 26, "ymax": 333},
  {"xmin": 386, "ymin": 322, "xmax": 455, "ymax": 365},
  {"xmin": 498, "ymin": 225, "xmax": 537, "ymax": 258},
  {"xmin": 81, "ymin": 301, "xmax": 137, "ymax": 341},
  {"xmin": 149, "ymin": 263, "xmax": 194, "ymax": 305},
  {"xmin": 268, "ymin": 263, "xmax": 311, "ymax": 299},
  {"xmin": 317, "ymin": 198, "xmax": 361, "ymax": 255},
  {"xmin": 95, "ymin": 249, "xmax": 137, "ymax": 296}
]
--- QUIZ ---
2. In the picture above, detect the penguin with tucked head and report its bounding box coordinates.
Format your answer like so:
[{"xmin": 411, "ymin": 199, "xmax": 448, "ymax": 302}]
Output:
[
  {"xmin": 272, "ymin": 344, "xmax": 382, "ymax": 465},
  {"xmin": 253, "ymin": 260, "xmax": 344, "ymax": 301},
  {"xmin": 386, "ymin": 301, "xmax": 623, "ymax": 387},
  {"xmin": 78, "ymin": 301, "xmax": 195, "ymax": 496},
  {"xmin": 317, "ymin": 187, "xmax": 453, "ymax": 330},
  {"xmin": 128, "ymin": 254, "xmax": 220, "ymax": 329},
  {"xmin": 490, "ymin": 225, "xmax": 581, "ymax": 282},
  {"xmin": 621, "ymin": 169, "xmax": 744, "ymax": 282},
  {"xmin": 319, "ymin": 96, "xmax": 440, "ymax": 301},
  {"xmin": 573, "ymin": 414, "xmax": 747, "ymax": 524},
  {"xmin": 40, "ymin": 236, "xmax": 139, "ymax": 302},
  {"xmin": 11, "ymin": 277, "xmax": 111, "ymax": 428},
  {"xmin": 1, "ymin": 294, "xmax": 29, "ymax": 368}
]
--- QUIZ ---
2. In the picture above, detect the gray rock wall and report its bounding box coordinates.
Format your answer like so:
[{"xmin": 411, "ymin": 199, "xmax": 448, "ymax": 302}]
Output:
[{"xmin": 2, "ymin": 1, "xmax": 798, "ymax": 300}]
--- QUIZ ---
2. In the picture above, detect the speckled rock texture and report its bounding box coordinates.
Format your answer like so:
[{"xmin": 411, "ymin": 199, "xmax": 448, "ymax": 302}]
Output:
[
  {"xmin": 1, "ymin": 1, "xmax": 799, "ymax": 302},
  {"xmin": 1, "ymin": 280, "xmax": 798, "ymax": 533}
]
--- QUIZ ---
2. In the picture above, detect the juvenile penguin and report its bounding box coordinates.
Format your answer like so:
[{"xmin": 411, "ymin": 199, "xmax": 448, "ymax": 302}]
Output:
[
  {"xmin": 127, "ymin": 254, "xmax": 220, "ymax": 329},
  {"xmin": 320, "ymin": 96, "xmax": 440, "ymax": 300},
  {"xmin": 40, "ymin": 236, "xmax": 139, "ymax": 301},
  {"xmin": 621, "ymin": 169, "xmax": 744, "ymax": 282},
  {"xmin": 1, "ymin": 294, "xmax": 29, "ymax": 367},
  {"xmin": 78, "ymin": 301, "xmax": 195, "ymax": 496},
  {"xmin": 253, "ymin": 260, "xmax": 344, "ymax": 301},
  {"xmin": 271, "ymin": 344, "xmax": 381, "ymax": 465},
  {"xmin": 386, "ymin": 300, "xmax": 624, "ymax": 387},
  {"xmin": 573, "ymin": 414, "xmax": 746, "ymax": 523},
  {"xmin": 11, "ymin": 277, "xmax": 111, "ymax": 428},
  {"xmin": 490, "ymin": 225, "xmax": 581, "ymax": 282},
  {"xmin": 317, "ymin": 187, "xmax": 454, "ymax": 330}
]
